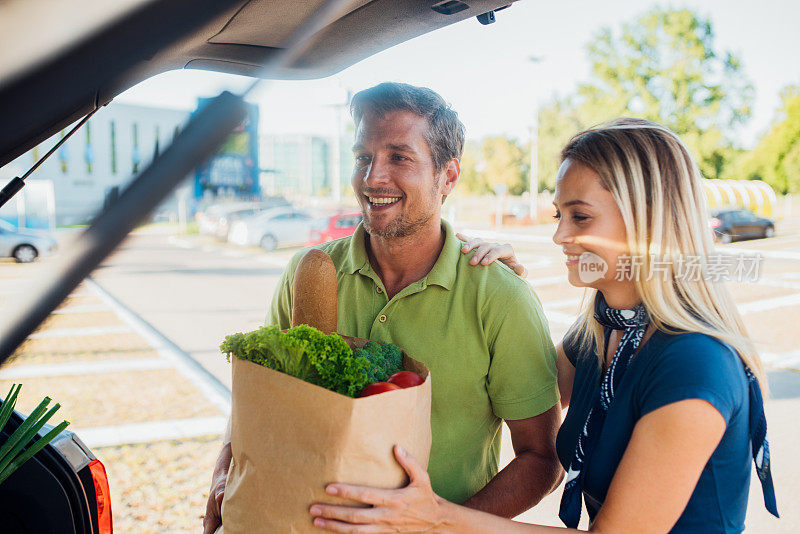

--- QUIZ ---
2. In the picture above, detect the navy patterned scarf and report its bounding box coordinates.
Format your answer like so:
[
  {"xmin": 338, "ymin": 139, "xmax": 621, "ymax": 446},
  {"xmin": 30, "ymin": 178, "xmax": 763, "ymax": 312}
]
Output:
[
  {"xmin": 746, "ymin": 367, "xmax": 779, "ymax": 518},
  {"xmin": 558, "ymin": 293, "xmax": 779, "ymax": 528},
  {"xmin": 558, "ymin": 292, "xmax": 649, "ymax": 528}
]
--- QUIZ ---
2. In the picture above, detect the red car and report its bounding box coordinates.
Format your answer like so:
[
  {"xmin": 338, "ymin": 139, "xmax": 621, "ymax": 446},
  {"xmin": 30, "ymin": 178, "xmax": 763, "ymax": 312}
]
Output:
[{"xmin": 307, "ymin": 210, "xmax": 362, "ymax": 246}]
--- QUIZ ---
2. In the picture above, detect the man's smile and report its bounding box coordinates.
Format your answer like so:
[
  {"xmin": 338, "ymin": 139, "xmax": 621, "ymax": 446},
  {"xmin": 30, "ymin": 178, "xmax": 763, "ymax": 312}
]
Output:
[
  {"xmin": 364, "ymin": 194, "xmax": 404, "ymax": 212},
  {"xmin": 367, "ymin": 196, "xmax": 402, "ymax": 205}
]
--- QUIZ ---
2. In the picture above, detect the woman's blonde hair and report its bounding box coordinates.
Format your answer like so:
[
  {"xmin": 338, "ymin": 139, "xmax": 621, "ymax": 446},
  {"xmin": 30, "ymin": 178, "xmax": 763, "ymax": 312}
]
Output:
[{"xmin": 563, "ymin": 117, "xmax": 766, "ymax": 391}]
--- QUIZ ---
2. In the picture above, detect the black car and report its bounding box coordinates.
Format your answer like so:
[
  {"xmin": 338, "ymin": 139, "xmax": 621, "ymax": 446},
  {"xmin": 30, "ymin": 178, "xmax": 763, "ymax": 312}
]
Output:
[
  {"xmin": 710, "ymin": 208, "xmax": 776, "ymax": 244},
  {"xmin": 0, "ymin": 1, "xmax": 518, "ymax": 532}
]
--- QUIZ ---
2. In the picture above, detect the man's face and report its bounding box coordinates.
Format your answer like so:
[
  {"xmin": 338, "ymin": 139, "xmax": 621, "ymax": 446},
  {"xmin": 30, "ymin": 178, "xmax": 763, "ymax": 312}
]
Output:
[{"xmin": 351, "ymin": 110, "xmax": 446, "ymax": 239}]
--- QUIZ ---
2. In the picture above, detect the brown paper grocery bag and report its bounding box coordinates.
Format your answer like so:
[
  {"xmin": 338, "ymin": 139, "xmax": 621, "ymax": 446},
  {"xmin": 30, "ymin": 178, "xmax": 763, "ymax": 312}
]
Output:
[{"xmin": 220, "ymin": 342, "xmax": 431, "ymax": 533}]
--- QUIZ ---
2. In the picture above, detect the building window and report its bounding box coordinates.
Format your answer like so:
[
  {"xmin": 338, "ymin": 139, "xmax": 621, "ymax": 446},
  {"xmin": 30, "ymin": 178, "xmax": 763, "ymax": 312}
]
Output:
[
  {"xmin": 110, "ymin": 121, "xmax": 117, "ymax": 174},
  {"xmin": 58, "ymin": 130, "xmax": 68, "ymax": 174},
  {"xmin": 85, "ymin": 122, "xmax": 94, "ymax": 174},
  {"xmin": 132, "ymin": 123, "xmax": 140, "ymax": 174}
]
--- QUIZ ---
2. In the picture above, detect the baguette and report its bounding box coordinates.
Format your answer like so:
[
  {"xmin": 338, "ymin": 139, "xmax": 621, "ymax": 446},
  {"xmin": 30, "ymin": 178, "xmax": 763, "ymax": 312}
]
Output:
[{"xmin": 291, "ymin": 249, "xmax": 337, "ymax": 334}]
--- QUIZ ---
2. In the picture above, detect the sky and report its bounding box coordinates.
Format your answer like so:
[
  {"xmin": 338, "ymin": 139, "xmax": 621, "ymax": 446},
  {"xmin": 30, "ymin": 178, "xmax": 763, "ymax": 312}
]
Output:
[{"xmin": 117, "ymin": 0, "xmax": 800, "ymax": 149}]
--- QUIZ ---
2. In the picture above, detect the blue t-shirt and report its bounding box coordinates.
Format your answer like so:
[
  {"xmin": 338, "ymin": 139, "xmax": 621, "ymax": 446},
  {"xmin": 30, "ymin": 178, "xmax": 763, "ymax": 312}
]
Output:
[{"xmin": 556, "ymin": 327, "xmax": 751, "ymax": 533}]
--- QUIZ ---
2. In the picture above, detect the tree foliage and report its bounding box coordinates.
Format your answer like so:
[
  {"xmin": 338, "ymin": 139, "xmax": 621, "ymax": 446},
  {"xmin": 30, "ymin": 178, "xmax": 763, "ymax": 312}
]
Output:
[
  {"xmin": 733, "ymin": 86, "xmax": 800, "ymax": 193},
  {"xmin": 460, "ymin": 136, "xmax": 529, "ymax": 195},
  {"xmin": 536, "ymin": 7, "xmax": 753, "ymax": 190}
]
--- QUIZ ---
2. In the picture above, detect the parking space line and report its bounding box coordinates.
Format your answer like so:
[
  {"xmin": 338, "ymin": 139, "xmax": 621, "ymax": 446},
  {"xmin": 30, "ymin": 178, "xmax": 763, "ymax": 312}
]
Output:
[
  {"xmin": 75, "ymin": 416, "xmax": 227, "ymax": 448},
  {"xmin": 86, "ymin": 278, "xmax": 231, "ymax": 414},
  {"xmin": 728, "ymin": 247, "xmax": 800, "ymax": 261},
  {"xmin": 0, "ymin": 358, "xmax": 171, "ymax": 378},
  {"xmin": 753, "ymin": 276, "xmax": 800, "ymax": 291},
  {"xmin": 761, "ymin": 350, "xmax": 800, "ymax": 371},
  {"xmin": 28, "ymin": 325, "xmax": 133, "ymax": 339},
  {"xmin": 738, "ymin": 292, "xmax": 800, "ymax": 315}
]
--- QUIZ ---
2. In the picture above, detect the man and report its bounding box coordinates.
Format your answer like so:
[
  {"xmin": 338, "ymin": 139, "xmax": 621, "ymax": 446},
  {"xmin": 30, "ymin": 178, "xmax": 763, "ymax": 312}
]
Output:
[{"xmin": 204, "ymin": 82, "xmax": 560, "ymax": 533}]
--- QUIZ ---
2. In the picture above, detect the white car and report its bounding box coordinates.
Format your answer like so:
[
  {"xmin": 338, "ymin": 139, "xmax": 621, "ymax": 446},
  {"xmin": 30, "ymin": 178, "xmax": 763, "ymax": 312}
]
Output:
[
  {"xmin": 228, "ymin": 208, "xmax": 314, "ymax": 251},
  {"xmin": 195, "ymin": 201, "xmax": 263, "ymax": 236},
  {"xmin": 0, "ymin": 220, "xmax": 57, "ymax": 262}
]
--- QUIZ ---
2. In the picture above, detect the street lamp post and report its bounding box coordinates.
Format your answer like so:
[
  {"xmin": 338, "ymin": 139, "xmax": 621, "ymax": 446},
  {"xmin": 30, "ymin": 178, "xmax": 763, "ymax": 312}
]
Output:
[
  {"xmin": 326, "ymin": 88, "xmax": 350, "ymax": 205},
  {"xmin": 528, "ymin": 55, "xmax": 543, "ymax": 223},
  {"xmin": 529, "ymin": 121, "xmax": 538, "ymax": 222}
]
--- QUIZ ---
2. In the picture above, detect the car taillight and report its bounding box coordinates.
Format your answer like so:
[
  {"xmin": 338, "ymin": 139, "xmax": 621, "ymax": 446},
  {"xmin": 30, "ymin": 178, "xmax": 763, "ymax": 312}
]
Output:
[
  {"xmin": 88, "ymin": 459, "xmax": 113, "ymax": 533},
  {"xmin": 710, "ymin": 218, "xmax": 721, "ymax": 228}
]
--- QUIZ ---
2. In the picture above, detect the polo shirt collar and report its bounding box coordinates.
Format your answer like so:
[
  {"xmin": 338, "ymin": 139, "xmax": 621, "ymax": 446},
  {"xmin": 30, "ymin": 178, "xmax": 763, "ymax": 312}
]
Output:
[
  {"xmin": 342, "ymin": 220, "xmax": 460, "ymax": 290},
  {"xmin": 341, "ymin": 223, "xmax": 370, "ymax": 275},
  {"xmin": 424, "ymin": 219, "xmax": 459, "ymax": 290}
]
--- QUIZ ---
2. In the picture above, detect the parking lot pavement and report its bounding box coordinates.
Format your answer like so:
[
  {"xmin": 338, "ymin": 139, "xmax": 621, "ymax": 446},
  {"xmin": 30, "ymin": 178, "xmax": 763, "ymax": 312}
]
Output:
[
  {"xmin": 468, "ymin": 222, "xmax": 799, "ymax": 532},
  {"xmin": 167, "ymin": 223, "xmax": 798, "ymax": 531},
  {"xmin": 1, "ymin": 218, "xmax": 797, "ymax": 532},
  {"xmin": 0, "ymin": 262, "xmax": 229, "ymax": 533}
]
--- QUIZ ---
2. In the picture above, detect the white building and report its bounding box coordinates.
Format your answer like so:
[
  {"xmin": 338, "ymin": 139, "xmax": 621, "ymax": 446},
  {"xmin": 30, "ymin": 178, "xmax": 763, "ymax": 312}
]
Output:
[
  {"xmin": 7, "ymin": 102, "xmax": 190, "ymax": 225},
  {"xmin": 259, "ymin": 131, "xmax": 353, "ymax": 199}
]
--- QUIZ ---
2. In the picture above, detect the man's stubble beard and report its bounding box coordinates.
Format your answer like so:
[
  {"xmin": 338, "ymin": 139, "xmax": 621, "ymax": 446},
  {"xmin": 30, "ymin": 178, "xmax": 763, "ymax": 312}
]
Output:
[
  {"xmin": 361, "ymin": 179, "xmax": 441, "ymax": 239},
  {"xmin": 363, "ymin": 209, "xmax": 434, "ymax": 239}
]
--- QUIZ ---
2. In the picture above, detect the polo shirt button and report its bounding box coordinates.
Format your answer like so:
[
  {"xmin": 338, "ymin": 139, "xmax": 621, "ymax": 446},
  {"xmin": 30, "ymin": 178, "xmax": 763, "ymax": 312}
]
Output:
[
  {"xmin": 376, "ymin": 287, "xmax": 383, "ymax": 294},
  {"xmin": 379, "ymin": 314, "xmax": 387, "ymax": 323}
]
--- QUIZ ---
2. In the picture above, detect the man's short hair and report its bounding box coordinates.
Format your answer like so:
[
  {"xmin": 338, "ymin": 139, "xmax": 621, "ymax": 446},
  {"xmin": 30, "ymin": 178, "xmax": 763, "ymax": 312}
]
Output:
[{"xmin": 350, "ymin": 82, "xmax": 465, "ymax": 173}]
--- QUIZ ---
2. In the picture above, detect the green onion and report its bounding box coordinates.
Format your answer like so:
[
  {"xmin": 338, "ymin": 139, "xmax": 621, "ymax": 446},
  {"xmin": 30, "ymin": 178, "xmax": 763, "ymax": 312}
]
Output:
[
  {"xmin": 0, "ymin": 384, "xmax": 70, "ymax": 486},
  {"xmin": 0, "ymin": 420, "xmax": 70, "ymax": 485},
  {"xmin": 0, "ymin": 384, "xmax": 22, "ymax": 433},
  {"xmin": 0, "ymin": 401, "xmax": 61, "ymax": 475},
  {"xmin": 0, "ymin": 396, "xmax": 52, "ymax": 466}
]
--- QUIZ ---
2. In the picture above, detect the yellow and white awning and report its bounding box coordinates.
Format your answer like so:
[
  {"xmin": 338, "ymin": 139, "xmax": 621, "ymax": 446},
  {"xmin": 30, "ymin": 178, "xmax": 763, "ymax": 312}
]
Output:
[{"xmin": 702, "ymin": 179, "xmax": 776, "ymax": 217}]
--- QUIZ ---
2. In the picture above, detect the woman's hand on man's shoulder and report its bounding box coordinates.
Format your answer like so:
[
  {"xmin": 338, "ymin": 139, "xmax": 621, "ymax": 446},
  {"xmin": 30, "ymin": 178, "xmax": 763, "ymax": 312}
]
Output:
[{"xmin": 457, "ymin": 232, "xmax": 528, "ymax": 278}]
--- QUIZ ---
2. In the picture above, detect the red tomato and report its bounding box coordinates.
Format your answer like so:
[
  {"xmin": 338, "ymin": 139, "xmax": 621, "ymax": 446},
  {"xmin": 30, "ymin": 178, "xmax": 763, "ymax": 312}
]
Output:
[
  {"xmin": 358, "ymin": 382, "xmax": 402, "ymax": 397},
  {"xmin": 387, "ymin": 371, "xmax": 424, "ymax": 389}
]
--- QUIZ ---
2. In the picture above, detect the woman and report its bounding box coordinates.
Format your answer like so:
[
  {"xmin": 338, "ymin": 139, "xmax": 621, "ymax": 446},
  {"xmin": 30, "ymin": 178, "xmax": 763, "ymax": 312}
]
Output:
[{"xmin": 309, "ymin": 118, "xmax": 778, "ymax": 533}]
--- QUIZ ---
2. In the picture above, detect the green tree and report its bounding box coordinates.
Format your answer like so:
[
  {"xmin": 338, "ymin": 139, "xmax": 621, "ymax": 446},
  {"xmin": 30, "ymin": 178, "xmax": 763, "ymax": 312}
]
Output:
[
  {"xmin": 537, "ymin": 7, "xmax": 753, "ymax": 189},
  {"xmin": 459, "ymin": 140, "xmax": 487, "ymax": 194},
  {"xmin": 460, "ymin": 136, "xmax": 529, "ymax": 195},
  {"xmin": 736, "ymin": 86, "xmax": 800, "ymax": 193}
]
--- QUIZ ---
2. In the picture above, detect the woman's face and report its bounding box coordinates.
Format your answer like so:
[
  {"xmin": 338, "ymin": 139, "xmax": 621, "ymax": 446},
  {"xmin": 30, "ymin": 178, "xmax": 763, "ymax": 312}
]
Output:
[{"xmin": 552, "ymin": 158, "xmax": 637, "ymax": 303}]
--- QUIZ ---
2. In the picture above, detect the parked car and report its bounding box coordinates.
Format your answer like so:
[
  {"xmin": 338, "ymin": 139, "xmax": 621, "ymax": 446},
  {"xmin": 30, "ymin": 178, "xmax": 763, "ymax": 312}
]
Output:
[
  {"xmin": 213, "ymin": 207, "xmax": 264, "ymax": 240},
  {"xmin": 0, "ymin": 220, "xmax": 57, "ymax": 263},
  {"xmin": 307, "ymin": 210, "xmax": 362, "ymax": 246},
  {"xmin": 196, "ymin": 202, "xmax": 256, "ymax": 236},
  {"xmin": 710, "ymin": 208, "xmax": 775, "ymax": 243},
  {"xmin": 228, "ymin": 208, "xmax": 315, "ymax": 251},
  {"xmin": 196, "ymin": 197, "xmax": 290, "ymax": 238},
  {"xmin": 0, "ymin": 1, "xmax": 519, "ymax": 531}
]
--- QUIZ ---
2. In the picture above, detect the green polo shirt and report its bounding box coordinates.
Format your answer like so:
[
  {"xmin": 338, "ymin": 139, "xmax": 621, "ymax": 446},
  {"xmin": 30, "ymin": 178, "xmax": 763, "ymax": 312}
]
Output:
[{"xmin": 267, "ymin": 220, "xmax": 558, "ymax": 504}]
